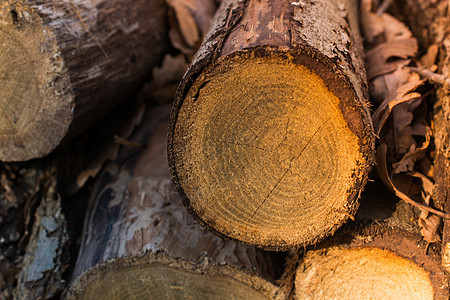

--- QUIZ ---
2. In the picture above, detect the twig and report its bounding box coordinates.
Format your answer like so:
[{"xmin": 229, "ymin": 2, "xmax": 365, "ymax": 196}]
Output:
[
  {"xmin": 408, "ymin": 66, "xmax": 450, "ymax": 88},
  {"xmin": 377, "ymin": 0, "xmax": 394, "ymax": 15}
]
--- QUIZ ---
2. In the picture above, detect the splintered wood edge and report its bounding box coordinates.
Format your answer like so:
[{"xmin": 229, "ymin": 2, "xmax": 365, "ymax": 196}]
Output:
[
  {"xmin": 0, "ymin": 1, "xmax": 73, "ymax": 161},
  {"xmin": 294, "ymin": 225, "xmax": 449, "ymax": 299},
  {"xmin": 66, "ymin": 252, "xmax": 285, "ymax": 300},
  {"xmin": 168, "ymin": 46, "xmax": 374, "ymax": 250}
]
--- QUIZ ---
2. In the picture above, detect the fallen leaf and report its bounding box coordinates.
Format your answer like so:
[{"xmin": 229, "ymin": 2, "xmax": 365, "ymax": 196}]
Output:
[
  {"xmin": 419, "ymin": 214, "xmax": 441, "ymax": 244},
  {"xmin": 360, "ymin": 0, "xmax": 385, "ymax": 44},
  {"xmin": 375, "ymin": 143, "xmax": 448, "ymax": 219},
  {"xmin": 366, "ymin": 39, "xmax": 418, "ymax": 79},
  {"xmin": 392, "ymin": 128, "xmax": 431, "ymax": 174},
  {"xmin": 371, "ymin": 80, "xmax": 423, "ymax": 135}
]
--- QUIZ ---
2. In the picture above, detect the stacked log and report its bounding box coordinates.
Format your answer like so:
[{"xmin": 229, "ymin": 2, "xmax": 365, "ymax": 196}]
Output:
[
  {"xmin": 167, "ymin": 0, "xmax": 375, "ymax": 250},
  {"xmin": 290, "ymin": 181, "xmax": 449, "ymax": 299},
  {"xmin": 0, "ymin": 0, "xmax": 169, "ymax": 161},
  {"xmin": 67, "ymin": 105, "xmax": 285, "ymax": 299}
]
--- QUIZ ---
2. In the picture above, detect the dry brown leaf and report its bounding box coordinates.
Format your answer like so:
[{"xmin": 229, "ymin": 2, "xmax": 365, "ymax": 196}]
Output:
[
  {"xmin": 360, "ymin": 0, "xmax": 385, "ymax": 44},
  {"xmin": 418, "ymin": 194, "xmax": 441, "ymax": 245},
  {"xmin": 409, "ymin": 171, "xmax": 434, "ymax": 196},
  {"xmin": 420, "ymin": 44, "xmax": 439, "ymax": 68},
  {"xmin": 366, "ymin": 39, "xmax": 418, "ymax": 79},
  {"xmin": 371, "ymin": 80, "xmax": 423, "ymax": 135},
  {"xmin": 375, "ymin": 144, "xmax": 448, "ymax": 219},
  {"xmin": 370, "ymin": 64, "xmax": 414, "ymax": 102},
  {"xmin": 142, "ymin": 54, "xmax": 190, "ymax": 103},
  {"xmin": 380, "ymin": 13, "xmax": 414, "ymax": 41},
  {"xmin": 392, "ymin": 128, "xmax": 430, "ymax": 174},
  {"xmin": 166, "ymin": 0, "xmax": 217, "ymax": 54},
  {"xmin": 419, "ymin": 214, "xmax": 442, "ymax": 244},
  {"xmin": 170, "ymin": 0, "xmax": 200, "ymax": 48}
]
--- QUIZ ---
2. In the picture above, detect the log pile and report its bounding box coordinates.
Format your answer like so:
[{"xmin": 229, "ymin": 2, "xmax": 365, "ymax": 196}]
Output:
[{"xmin": 1, "ymin": 0, "xmax": 450, "ymax": 299}]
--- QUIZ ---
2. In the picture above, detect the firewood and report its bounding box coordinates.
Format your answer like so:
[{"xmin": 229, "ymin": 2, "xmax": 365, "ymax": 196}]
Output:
[
  {"xmin": 288, "ymin": 181, "xmax": 449, "ymax": 299},
  {"xmin": 168, "ymin": 0, "xmax": 375, "ymax": 249},
  {"xmin": 0, "ymin": 0, "xmax": 169, "ymax": 162},
  {"xmin": 67, "ymin": 104, "xmax": 284, "ymax": 299}
]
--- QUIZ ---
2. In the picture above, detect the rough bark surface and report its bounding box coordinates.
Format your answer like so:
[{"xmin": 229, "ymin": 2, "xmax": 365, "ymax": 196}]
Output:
[
  {"xmin": 401, "ymin": 0, "xmax": 450, "ymax": 272},
  {"xmin": 0, "ymin": 0, "xmax": 169, "ymax": 161},
  {"xmin": 168, "ymin": 0, "xmax": 374, "ymax": 249},
  {"xmin": 68, "ymin": 104, "xmax": 284, "ymax": 299}
]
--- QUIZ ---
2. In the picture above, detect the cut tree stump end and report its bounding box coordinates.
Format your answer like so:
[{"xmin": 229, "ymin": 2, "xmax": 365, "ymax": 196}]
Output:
[
  {"xmin": 0, "ymin": 1, "xmax": 73, "ymax": 161},
  {"xmin": 169, "ymin": 47, "xmax": 374, "ymax": 249},
  {"xmin": 296, "ymin": 247, "xmax": 435, "ymax": 299}
]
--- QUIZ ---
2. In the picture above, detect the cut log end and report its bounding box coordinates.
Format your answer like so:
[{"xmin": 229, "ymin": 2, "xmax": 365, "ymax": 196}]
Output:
[
  {"xmin": 68, "ymin": 253, "xmax": 282, "ymax": 300},
  {"xmin": 0, "ymin": 1, "xmax": 73, "ymax": 162},
  {"xmin": 169, "ymin": 48, "xmax": 374, "ymax": 249},
  {"xmin": 295, "ymin": 247, "xmax": 434, "ymax": 299}
]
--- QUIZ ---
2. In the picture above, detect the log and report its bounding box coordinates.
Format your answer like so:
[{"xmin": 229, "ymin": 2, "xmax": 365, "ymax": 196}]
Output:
[
  {"xmin": 290, "ymin": 181, "xmax": 449, "ymax": 299},
  {"xmin": 0, "ymin": 0, "xmax": 169, "ymax": 162},
  {"xmin": 168, "ymin": 0, "xmax": 375, "ymax": 249},
  {"xmin": 400, "ymin": 0, "xmax": 450, "ymax": 272},
  {"xmin": 67, "ymin": 104, "xmax": 285, "ymax": 299}
]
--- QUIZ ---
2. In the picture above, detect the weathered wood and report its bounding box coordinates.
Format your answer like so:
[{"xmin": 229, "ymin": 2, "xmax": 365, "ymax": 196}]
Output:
[
  {"xmin": 0, "ymin": 0, "xmax": 169, "ymax": 162},
  {"xmin": 168, "ymin": 0, "xmax": 375, "ymax": 249},
  {"xmin": 401, "ymin": 0, "xmax": 450, "ymax": 272},
  {"xmin": 67, "ymin": 104, "xmax": 284, "ymax": 299},
  {"xmin": 289, "ymin": 181, "xmax": 449, "ymax": 299},
  {"xmin": 14, "ymin": 170, "xmax": 68, "ymax": 300}
]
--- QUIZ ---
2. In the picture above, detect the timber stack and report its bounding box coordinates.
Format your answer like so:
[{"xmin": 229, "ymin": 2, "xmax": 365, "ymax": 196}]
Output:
[
  {"xmin": 2, "ymin": 0, "xmax": 450, "ymax": 299},
  {"xmin": 168, "ymin": 0, "xmax": 375, "ymax": 249}
]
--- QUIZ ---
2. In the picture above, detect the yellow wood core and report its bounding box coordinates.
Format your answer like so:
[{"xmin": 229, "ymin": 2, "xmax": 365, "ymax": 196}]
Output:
[
  {"xmin": 76, "ymin": 265, "xmax": 271, "ymax": 299},
  {"xmin": 295, "ymin": 247, "xmax": 434, "ymax": 299},
  {"xmin": 173, "ymin": 54, "xmax": 363, "ymax": 247}
]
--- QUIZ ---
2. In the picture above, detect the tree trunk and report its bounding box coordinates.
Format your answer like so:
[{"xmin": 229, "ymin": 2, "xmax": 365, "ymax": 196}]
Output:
[
  {"xmin": 67, "ymin": 104, "xmax": 285, "ymax": 299},
  {"xmin": 167, "ymin": 0, "xmax": 375, "ymax": 250},
  {"xmin": 0, "ymin": 0, "xmax": 169, "ymax": 162},
  {"xmin": 400, "ymin": 0, "xmax": 450, "ymax": 272},
  {"xmin": 290, "ymin": 181, "xmax": 449, "ymax": 299}
]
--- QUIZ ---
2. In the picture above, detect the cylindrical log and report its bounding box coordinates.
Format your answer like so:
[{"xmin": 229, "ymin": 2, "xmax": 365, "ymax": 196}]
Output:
[
  {"xmin": 0, "ymin": 0, "xmax": 169, "ymax": 162},
  {"xmin": 291, "ymin": 181, "xmax": 449, "ymax": 299},
  {"xmin": 400, "ymin": 0, "xmax": 450, "ymax": 272},
  {"xmin": 168, "ymin": 0, "xmax": 375, "ymax": 249},
  {"xmin": 67, "ymin": 104, "xmax": 284, "ymax": 299}
]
